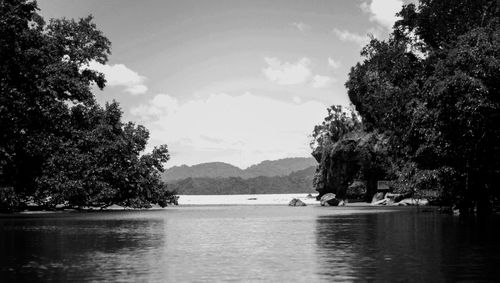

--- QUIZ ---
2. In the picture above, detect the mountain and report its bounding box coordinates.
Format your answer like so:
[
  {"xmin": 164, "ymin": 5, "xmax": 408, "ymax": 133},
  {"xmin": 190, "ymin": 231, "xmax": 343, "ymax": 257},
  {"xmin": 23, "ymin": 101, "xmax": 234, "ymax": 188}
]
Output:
[
  {"xmin": 162, "ymin": 157, "xmax": 317, "ymax": 182},
  {"xmin": 162, "ymin": 162, "xmax": 244, "ymax": 181},
  {"xmin": 167, "ymin": 165, "xmax": 317, "ymax": 195},
  {"xmin": 245, "ymin": 157, "xmax": 317, "ymax": 177}
]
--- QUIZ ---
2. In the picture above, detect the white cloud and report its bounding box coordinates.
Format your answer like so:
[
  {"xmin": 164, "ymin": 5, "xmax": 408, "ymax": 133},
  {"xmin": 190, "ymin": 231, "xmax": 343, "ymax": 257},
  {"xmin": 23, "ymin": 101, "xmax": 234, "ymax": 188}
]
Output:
[
  {"xmin": 332, "ymin": 28, "xmax": 369, "ymax": 46},
  {"xmin": 360, "ymin": 0, "xmax": 403, "ymax": 30},
  {"xmin": 131, "ymin": 93, "xmax": 327, "ymax": 168},
  {"xmin": 87, "ymin": 61, "xmax": 148, "ymax": 95},
  {"xmin": 332, "ymin": 0, "xmax": 402, "ymax": 46},
  {"xmin": 311, "ymin": 75, "xmax": 335, "ymax": 89},
  {"xmin": 290, "ymin": 22, "xmax": 310, "ymax": 32},
  {"xmin": 262, "ymin": 57, "xmax": 312, "ymax": 85},
  {"xmin": 130, "ymin": 94, "xmax": 179, "ymax": 121},
  {"xmin": 327, "ymin": 57, "xmax": 341, "ymax": 69}
]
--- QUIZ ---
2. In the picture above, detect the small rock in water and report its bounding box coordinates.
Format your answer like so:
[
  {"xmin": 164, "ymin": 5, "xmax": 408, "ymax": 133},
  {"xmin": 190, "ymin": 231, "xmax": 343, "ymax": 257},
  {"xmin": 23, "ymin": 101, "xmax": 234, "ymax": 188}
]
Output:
[{"xmin": 288, "ymin": 198, "xmax": 306, "ymax": 206}]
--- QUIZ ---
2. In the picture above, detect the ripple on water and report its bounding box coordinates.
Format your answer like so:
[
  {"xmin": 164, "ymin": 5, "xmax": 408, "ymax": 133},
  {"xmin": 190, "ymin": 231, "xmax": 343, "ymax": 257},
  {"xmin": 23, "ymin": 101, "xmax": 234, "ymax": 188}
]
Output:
[{"xmin": 1, "ymin": 206, "xmax": 500, "ymax": 282}]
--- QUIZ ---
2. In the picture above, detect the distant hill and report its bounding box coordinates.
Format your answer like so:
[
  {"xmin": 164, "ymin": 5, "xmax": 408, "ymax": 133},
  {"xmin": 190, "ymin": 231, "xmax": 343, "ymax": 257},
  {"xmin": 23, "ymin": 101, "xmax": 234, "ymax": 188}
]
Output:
[
  {"xmin": 168, "ymin": 165, "xmax": 317, "ymax": 195},
  {"xmin": 162, "ymin": 157, "xmax": 317, "ymax": 182},
  {"xmin": 244, "ymin": 157, "xmax": 317, "ymax": 177},
  {"xmin": 162, "ymin": 162, "xmax": 244, "ymax": 181}
]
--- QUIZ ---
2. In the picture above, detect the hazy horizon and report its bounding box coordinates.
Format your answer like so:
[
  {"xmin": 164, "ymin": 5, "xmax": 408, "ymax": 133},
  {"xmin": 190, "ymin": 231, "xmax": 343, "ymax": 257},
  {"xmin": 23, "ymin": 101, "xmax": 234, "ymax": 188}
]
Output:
[{"xmin": 166, "ymin": 156, "xmax": 316, "ymax": 170}]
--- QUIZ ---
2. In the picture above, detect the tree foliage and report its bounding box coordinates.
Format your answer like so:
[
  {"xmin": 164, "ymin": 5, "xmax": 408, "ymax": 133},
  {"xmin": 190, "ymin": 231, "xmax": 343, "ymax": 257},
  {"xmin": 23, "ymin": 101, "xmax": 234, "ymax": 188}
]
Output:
[
  {"xmin": 311, "ymin": 106, "xmax": 391, "ymax": 200},
  {"xmin": 314, "ymin": 0, "xmax": 500, "ymax": 214},
  {"xmin": 0, "ymin": 0, "xmax": 176, "ymax": 211}
]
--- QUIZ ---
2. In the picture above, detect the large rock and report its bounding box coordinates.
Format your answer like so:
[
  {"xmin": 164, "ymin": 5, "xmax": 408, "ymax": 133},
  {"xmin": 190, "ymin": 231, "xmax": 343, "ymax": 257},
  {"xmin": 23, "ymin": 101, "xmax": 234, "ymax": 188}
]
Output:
[
  {"xmin": 385, "ymin": 193, "xmax": 406, "ymax": 203},
  {"xmin": 372, "ymin": 197, "xmax": 430, "ymax": 206},
  {"xmin": 371, "ymin": 192, "xmax": 386, "ymax": 204},
  {"xmin": 371, "ymin": 198, "xmax": 388, "ymax": 206},
  {"xmin": 320, "ymin": 193, "xmax": 342, "ymax": 206},
  {"xmin": 396, "ymin": 198, "xmax": 429, "ymax": 206},
  {"xmin": 288, "ymin": 198, "xmax": 307, "ymax": 206}
]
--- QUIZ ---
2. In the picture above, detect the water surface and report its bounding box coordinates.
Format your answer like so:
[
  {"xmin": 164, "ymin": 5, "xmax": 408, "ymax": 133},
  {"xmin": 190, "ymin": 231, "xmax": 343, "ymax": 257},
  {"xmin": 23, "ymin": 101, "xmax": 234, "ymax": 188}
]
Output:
[{"xmin": 1, "ymin": 206, "xmax": 499, "ymax": 282}]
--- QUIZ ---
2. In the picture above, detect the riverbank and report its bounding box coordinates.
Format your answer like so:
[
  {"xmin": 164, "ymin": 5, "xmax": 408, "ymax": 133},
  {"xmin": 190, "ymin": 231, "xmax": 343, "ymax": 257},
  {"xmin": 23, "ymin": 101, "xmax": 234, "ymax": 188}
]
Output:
[{"xmin": 12, "ymin": 193, "xmax": 434, "ymax": 213}]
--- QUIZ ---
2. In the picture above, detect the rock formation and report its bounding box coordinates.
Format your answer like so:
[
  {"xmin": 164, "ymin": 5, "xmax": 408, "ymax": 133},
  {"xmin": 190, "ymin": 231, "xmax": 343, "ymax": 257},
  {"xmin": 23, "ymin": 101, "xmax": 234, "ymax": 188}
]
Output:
[{"xmin": 288, "ymin": 198, "xmax": 307, "ymax": 206}]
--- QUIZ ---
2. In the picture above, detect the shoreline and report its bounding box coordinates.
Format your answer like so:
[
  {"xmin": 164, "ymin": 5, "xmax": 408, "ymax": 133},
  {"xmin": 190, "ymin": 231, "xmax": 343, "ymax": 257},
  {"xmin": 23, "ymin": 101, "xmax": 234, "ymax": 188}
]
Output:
[
  {"xmin": 11, "ymin": 204, "xmax": 430, "ymax": 215},
  {"xmin": 3, "ymin": 194, "xmax": 439, "ymax": 214}
]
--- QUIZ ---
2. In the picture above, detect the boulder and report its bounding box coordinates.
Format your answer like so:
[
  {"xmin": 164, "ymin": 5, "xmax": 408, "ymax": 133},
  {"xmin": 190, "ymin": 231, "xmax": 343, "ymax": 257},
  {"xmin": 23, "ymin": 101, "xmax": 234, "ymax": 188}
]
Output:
[
  {"xmin": 327, "ymin": 198, "xmax": 341, "ymax": 206},
  {"xmin": 288, "ymin": 198, "xmax": 306, "ymax": 206},
  {"xmin": 371, "ymin": 192, "xmax": 386, "ymax": 204},
  {"xmin": 385, "ymin": 193, "xmax": 403, "ymax": 202},
  {"xmin": 320, "ymin": 193, "xmax": 342, "ymax": 206},
  {"xmin": 371, "ymin": 198, "xmax": 388, "ymax": 206},
  {"xmin": 320, "ymin": 193, "xmax": 335, "ymax": 206},
  {"xmin": 396, "ymin": 198, "xmax": 429, "ymax": 206}
]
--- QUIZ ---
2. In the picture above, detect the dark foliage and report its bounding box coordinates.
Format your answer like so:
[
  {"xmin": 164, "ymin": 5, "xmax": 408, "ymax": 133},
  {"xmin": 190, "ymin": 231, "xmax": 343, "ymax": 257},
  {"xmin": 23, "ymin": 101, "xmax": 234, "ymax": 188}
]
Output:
[
  {"xmin": 0, "ymin": 0, "xmax": 176, "ymax": 211},
  {"xmin": 313, "ymin": 0, "xmax": 500, "ymax": 214}
]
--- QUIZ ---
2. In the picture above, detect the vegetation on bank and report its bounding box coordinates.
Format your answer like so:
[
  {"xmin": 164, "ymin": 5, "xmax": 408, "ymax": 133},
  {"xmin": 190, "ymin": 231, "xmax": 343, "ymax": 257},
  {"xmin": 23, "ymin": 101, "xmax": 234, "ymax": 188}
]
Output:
[
  {"xmin": 312, "ymin": 0, "xmax": 500, "ymax": 215},
  {"xmin": 0, "ymin": 0, "xmax": 176, "ymax": 212},
  {"xmin": 168, "ymin": 166, "xmax": 316, "ymax": 195}
]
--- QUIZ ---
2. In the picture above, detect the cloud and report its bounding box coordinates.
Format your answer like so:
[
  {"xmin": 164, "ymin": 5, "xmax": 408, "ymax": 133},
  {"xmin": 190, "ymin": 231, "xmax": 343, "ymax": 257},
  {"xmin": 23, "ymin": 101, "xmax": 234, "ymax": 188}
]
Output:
[
  {"xmin": 130, "ymin": 94, "xmax": 179, "ymax": 121},
  {"xmin": 327, "ymin": 57, "xmax": 341, "ymax": 69},
  {"xmin": 262, "ymin": 57, "xmax": 336, "ymax": 89},
  {"xmin": 332, "ymin": 28, "xmax": 369, "ymax": 46},
  {"xmin": 311, "ymin": 75, "xmax": 335, "ymax": 89},
  {"xmin": 130, "ymin": 93, "xmax": 328, "ymax": 168},
  {"xmin": 332, "ymin": 0, "xmax": 403, "ymax": 46},
  {"xmin": 360, "ymin": 0, "xmax": 403, "ymax": 30},
  {"xmin": 290, "ymin": 22, "xmax": 310, "ymax": 32},
  {"xmin": 262, "ymin": 57, "xmax": 312, "ymax": 85},
  {"xmin": 87, "ymin": 61, "xmax": 148, "ymax": 95}
]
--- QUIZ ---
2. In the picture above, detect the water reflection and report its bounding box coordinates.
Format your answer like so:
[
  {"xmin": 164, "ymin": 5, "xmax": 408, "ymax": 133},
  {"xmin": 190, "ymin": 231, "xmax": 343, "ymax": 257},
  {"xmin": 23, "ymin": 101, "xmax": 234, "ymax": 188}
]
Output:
[
  {"xmin": 153, "ymin": 206, "xmax": 321, "ymax": 282},
  {"xmin": 2, "ymin": 207, "xmax": 500, "ymax": 282},
  {"xmin": 1, "ymin": 207, "xmax": 323, "ymax": 282},
  {"xmin": 0, "ymin": 212, "xmax": 166, "ymax": 282},
  {"xmin": 314, "ymin": 210, "xmax": 500, "ymax": 282}
]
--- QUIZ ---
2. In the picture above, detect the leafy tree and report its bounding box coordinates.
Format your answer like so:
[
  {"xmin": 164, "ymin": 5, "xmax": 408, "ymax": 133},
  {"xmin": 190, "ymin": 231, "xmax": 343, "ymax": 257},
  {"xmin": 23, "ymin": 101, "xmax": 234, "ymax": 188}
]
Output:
[
  {"xmin": 310, "ymin": 106, "xmax": 361, "ymax": 196},
  {"xmin": 0, "ymin": 0, "xmax": 176, "ymax": 211},
  {"xmin": 343, "ymin": 0, "xmax": 500, "ymax": 214},
  {"xmin": 311, "ymin": 106, "xmax": 391, "ymax": 200},
  {"xmin": 311, "ymin": 105, "xmax": 362, "ymax": 151}
]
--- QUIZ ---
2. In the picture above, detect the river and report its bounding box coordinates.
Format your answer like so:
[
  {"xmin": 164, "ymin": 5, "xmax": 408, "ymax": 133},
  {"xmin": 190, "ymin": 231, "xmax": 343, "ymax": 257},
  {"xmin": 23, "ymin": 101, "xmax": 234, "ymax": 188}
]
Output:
[{"xmin": 1, "ymin": 205, "xmax": 500, "ymax": 282}]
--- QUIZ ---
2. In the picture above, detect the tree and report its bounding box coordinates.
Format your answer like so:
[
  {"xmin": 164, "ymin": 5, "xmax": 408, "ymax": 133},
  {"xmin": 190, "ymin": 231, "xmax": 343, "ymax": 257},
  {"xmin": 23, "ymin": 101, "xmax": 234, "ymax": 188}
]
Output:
[
  {"xmin": 311, "ymin": 106, "xmax": 392, "ymax": 200},
  {"xmin": 344, "ymin": 0, "xmax": 500, "ymax": 214},
  {"xmin": 0, "ymin": 0, "xmax": 176, "ymax": 211}
]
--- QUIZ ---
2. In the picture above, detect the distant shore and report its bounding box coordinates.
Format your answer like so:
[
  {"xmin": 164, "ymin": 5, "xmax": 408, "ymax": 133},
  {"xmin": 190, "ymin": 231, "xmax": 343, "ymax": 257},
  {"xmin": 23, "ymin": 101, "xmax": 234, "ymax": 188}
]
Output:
[
  {"xmin": 176, "ymin": 193, "xmax": 317, "ymax": 205},
  {"xmin": 12, "ymin": 194, "xmax": 432, "ymax": 214},
  {"xmin": 13, "ymin": 194, "xmax": 318, "ymax": 213}
]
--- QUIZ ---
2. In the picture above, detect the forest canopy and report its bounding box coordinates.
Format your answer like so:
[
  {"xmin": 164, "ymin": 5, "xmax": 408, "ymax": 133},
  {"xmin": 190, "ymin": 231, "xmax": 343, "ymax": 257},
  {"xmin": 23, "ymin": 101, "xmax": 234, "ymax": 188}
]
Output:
[
  {"xmin": 312, "ymin": 0, "xmax": 500, "ymax": 214},
  {"xmin": 0, "ymin": 0, "xmax": 176, "ymax": 211}
]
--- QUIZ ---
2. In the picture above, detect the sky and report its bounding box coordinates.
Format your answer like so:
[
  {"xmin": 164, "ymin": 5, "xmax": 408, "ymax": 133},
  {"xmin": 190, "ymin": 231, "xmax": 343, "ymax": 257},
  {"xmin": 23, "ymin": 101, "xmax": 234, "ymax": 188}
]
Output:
[{"xmin": 37, "ymin": 0, "xmax": 413, "ymax": 168}]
